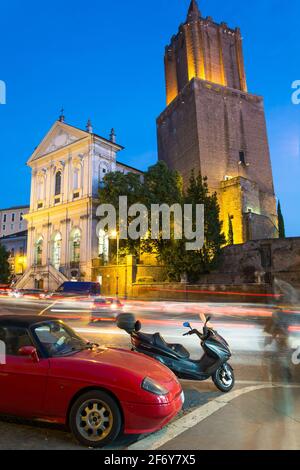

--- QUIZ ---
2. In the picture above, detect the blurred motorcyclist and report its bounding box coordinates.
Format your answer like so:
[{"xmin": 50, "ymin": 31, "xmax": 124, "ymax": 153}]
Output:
[{"xmin": 264, "ymin": 308, "xmax": 290, "ymax": 350}]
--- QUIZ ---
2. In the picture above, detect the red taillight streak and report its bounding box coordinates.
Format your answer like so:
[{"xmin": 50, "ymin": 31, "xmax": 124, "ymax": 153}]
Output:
[
  {"xmin": 146, "ymin": 288, "xmax": 281, "ymax": 298},
  {"xmin": 288, "ymin": 326, "xmax": 300, "ymax": 332}
]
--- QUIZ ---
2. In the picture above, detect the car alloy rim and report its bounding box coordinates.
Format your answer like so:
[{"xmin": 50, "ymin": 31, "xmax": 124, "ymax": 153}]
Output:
[
  {"xmin": 219, "ymin": 366, "xmax": 233, "ymax": 387},
  {"xmin": 76, "ymin": 399, "xmax": 114, "ymax": 442}
]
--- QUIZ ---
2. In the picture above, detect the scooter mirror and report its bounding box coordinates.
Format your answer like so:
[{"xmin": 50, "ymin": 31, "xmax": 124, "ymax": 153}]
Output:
[
  {"xmin": 183, "ymin": 322, "xmax": 191, "ymax": 328},
  {"xmin": 206, "ymin": 316, "xmax": 212, "ymax": 323}
]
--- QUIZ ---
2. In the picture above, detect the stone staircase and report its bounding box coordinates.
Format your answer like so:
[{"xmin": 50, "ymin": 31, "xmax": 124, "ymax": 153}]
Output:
[{"xmin": 14, "ymin": 264, "xmax": 69, "ymax": 291}]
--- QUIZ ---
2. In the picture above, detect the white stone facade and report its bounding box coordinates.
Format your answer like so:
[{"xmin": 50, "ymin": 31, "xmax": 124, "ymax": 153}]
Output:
[{"xmin": 17, "ymin": 120, "xmax": 142, "ymax": 291}]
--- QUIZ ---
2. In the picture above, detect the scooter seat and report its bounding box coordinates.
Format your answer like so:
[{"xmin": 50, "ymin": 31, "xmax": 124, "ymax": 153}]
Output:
[
  {"xmin": 136, "ymin": 332, "xmax": 190, "ymax": 359},
  {"xmin": 152, "ymin": 333, "xmax": 190, "ymax": 359},
  {"xmin": 137, "ymin": 332, "xmax": 156, "ymax": 344}
]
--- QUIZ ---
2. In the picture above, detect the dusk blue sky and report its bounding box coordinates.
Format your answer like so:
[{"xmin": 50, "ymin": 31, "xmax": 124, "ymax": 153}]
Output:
[{"xmin": 0, "ymin": 0, "xmax": 299, "ymax": 235}]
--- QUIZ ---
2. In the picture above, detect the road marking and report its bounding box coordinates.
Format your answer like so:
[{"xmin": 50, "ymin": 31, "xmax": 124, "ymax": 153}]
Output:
[
  {"xmin": 38, "ymin": 301, "xmax": 58, "ymax": 316},
  {"xmin": 126, "ymin": 384, "xmax": 278, "ymax": 450}
]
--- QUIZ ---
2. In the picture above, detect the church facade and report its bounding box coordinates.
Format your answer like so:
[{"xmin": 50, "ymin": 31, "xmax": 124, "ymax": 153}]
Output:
[
  {"xmin": 16, "ymin": 116, "xmax": 141, "ymax": 290},
  {"xmin": 157, "ymin": 0, "xmax": 278, "ymax": 244}
]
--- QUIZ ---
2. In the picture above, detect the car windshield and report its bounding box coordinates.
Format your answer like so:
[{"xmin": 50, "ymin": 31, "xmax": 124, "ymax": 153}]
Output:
[{"xmin": 32, "ymin": 321, "xmax": 88, "ymax": 357}]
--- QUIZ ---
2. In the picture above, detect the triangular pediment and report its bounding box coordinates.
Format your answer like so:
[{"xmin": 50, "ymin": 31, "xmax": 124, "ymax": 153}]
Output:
[{"xmin": 27, "ymin": 121, "xmax": 90, "ymax": 164}]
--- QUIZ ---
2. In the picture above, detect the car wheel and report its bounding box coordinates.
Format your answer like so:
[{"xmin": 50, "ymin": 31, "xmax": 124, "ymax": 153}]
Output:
[{"xmin": 69, "ymin": 390, "xmax": 122, "ymax": 448}]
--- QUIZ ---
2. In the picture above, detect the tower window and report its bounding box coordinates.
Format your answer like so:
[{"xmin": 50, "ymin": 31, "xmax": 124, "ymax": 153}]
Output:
[{"xmin": 239, "ymin": 151, "xmax": 246, "ymax": 166}]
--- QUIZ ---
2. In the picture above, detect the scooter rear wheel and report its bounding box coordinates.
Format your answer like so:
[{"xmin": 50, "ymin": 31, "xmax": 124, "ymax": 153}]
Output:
[{"xmin": 212, "ymin": 364, "xmax": 235, "ymax": 393}]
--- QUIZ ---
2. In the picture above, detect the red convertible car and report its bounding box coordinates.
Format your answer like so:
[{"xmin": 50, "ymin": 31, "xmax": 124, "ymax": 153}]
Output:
[{"xmin": 0, "ymin": 316, "xmax": 183, "ymax": 447}]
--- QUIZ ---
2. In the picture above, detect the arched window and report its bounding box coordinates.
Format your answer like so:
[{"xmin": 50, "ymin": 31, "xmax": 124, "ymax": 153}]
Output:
[
  {"xmin": 70, "ymin": 228, "xmax": 81, "ymax": 264},
  {"xmin": 51, "ymin": 232, "xmax": 62, "ymax": 270},
  {"xmin": 98, "ymin": 229, "xmax": 109, "ymax": 263},
  {"xmin": 73, "ymin": 167, "xmax": 80, "ymax": 190},
  {"xmin": 55, "ymin": 171, "xmax": 62, "ymax": 196},
  {"xmin": 34, "ymin": 236, "xmax": 43, "ymax": 266}
]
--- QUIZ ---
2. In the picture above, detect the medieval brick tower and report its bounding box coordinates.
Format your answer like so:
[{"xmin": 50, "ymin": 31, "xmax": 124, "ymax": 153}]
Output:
[{"xmin": 157, "ymin": 0, "xmax": 278, "ymax": 244}]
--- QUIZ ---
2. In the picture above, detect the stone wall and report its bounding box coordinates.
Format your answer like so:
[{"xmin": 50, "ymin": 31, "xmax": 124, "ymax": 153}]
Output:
[
  {"xmin": 93, "ymin": 239, "xmax": 300, "ymax": 300},
  {"xmin": 212, "ymin": 237, "xmax": 300, "ymax": 289}
]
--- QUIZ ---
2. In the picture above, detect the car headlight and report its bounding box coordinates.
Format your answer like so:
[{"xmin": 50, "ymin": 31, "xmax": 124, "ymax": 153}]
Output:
[{"xmin": 142, "ymin": 377, "xmax": 169, "ymax": 396}]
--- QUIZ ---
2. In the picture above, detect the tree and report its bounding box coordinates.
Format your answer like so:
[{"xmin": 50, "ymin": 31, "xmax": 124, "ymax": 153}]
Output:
[
  {"xmin": 228, "ymin": 214, "xmax": 234, "ymax": 245},
  {"xmin": 0, "ymin": 244, "xmax": 10, "ymax": 283},
  {"xmin": 142, "ymin": 161, "xmax": 183, "ymax": 263},
  {"xmin": 277, "ymin": 201, "xmax": 286, "ymax": 238},
  {"xmin": 180, "ymin": 172, "xmax": 226, "ymax": 281},
  {"xmin": 98, "ymin": 165, "xmax": 226, "ymax": 283},
  {"xmin": 145, "ymin": 171, "xmax": 226, "ymax": 282},
  {"xmin": 98, "ymin": 171, "xmax": 144, "ymax": 258}
]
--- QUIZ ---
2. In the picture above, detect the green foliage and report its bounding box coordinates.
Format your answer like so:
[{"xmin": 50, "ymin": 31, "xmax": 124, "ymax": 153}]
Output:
[
  {"xmin": 98, "ymin": 164, "xmax": 225, "ymax": 282},
  {"xmin": 99, "ymin": 171, "xmax": 144, "ymax": 257},
  {"xmin": 143, "ymin": 161, "xmax": 183, "ymax": 206},
  {"xmin": 277, "ymin": 201, "xmax": 286, "ymax": 238},
  {"xmin": 228, "ymin": 214, "xmax": 234, "ymax": 245},
  {"xmin": 142, "ymin": 161, "xmax": 183, "ymax": 263},
  {"xmin": 168, "ymin": 172, "xmax": 226, "ymax": 282},
  {"xmin": 0, "ymin": 244, "xmax": 11, "ymax": 283}
]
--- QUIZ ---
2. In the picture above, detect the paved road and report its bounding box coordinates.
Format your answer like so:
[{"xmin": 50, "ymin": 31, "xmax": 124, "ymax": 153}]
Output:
[{"xmin": 0, "ymin": 297, "xmax": 300, "ymax": 450}]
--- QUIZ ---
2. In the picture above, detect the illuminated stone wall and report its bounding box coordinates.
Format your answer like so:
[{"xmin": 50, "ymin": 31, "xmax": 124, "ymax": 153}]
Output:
[
  {"xmin": 157, "ymin": 78, "xmax": 278, "ymax": 243},
  {"xmin": 215, "ymin": 237, "xmax": 300, "ymax": 289},
  {"xmin": 158, "ymin": 3, "xmax": 278, "ymax": 244},
  {"xmin": 164, "ymin": 14, "xmax": 247, "ymax": 106}
]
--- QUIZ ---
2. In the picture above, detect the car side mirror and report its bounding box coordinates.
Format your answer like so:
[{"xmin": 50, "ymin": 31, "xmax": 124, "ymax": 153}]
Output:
[{"xmin": 18, "ymin": 346, "xmax": 39, "ymax": 363}]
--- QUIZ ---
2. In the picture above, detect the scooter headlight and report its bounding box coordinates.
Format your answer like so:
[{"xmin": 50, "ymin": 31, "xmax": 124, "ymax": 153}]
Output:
[{"xmin": 142, "ymin": 377, "xmax": 169, "ymax": 396}]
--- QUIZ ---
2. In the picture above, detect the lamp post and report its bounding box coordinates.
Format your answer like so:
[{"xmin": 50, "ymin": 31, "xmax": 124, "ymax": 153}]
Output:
[{"xmin": 111, "ymin": 230, "xmax": 119, "ymax": 298}]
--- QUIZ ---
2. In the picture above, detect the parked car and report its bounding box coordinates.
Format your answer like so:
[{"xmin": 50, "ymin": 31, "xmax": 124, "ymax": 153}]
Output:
[
  {"xmin": 91, "ymin": 298, "xmax": 124, "ymax": 322},
  {"xmin": 47, "ymin": 282, "xmax": 101, "ymax": 300},
  {"xmin": 0, "ymin": 316, "xmax": 183, "ymax": 447},
  {"xmin": 9, "ymin": 289, "xmax": 45, "ymax": 299}
]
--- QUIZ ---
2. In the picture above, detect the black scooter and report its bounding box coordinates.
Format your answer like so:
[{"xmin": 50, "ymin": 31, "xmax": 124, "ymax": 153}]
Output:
[{"xmin": 117, "ymin": 313, "xmax": 234, "ymax": 392}]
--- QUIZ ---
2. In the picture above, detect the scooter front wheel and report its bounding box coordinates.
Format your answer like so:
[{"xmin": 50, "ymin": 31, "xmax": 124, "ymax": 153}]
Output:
[{"xmin": 212, "ymin": 364, "xmax": 235, "ymax": 393}]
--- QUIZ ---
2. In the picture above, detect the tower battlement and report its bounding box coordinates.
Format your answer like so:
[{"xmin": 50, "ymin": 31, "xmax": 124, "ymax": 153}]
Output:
[{"xmin": 164, "ymin": 0, "xmax": 247, "ymax": 106}]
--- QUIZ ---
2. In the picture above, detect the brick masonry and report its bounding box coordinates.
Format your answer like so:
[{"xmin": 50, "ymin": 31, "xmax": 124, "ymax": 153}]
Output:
[{"xmin": 157, "ymin": 2, "xmax": 278, "ymax": 244}]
